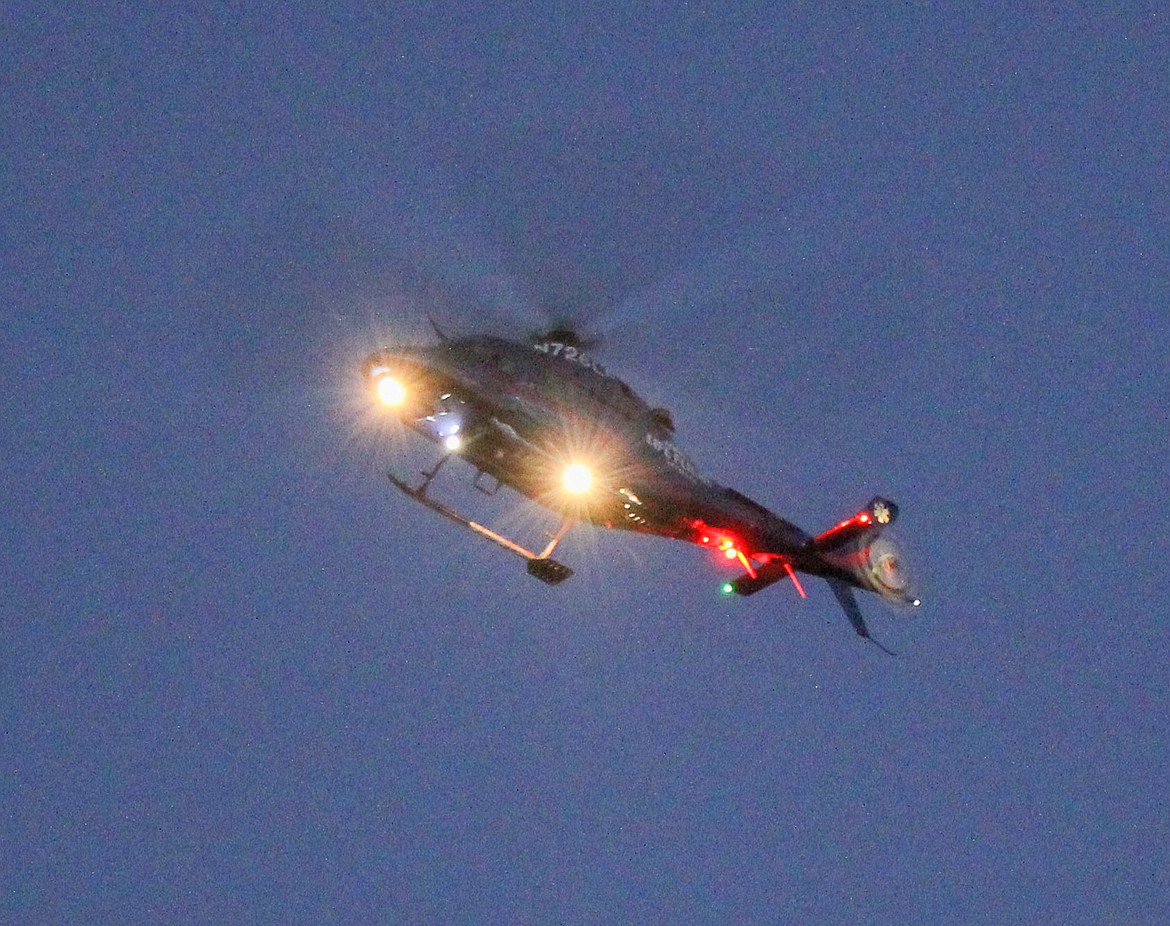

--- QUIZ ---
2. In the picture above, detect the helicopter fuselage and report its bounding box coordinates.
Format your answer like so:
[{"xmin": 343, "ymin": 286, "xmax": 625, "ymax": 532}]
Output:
[{"xmin": 364, "ymin": 332, "xmax": 919, "ymax": 642}]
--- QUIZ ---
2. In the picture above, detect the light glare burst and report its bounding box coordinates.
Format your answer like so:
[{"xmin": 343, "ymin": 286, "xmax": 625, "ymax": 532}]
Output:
[
  {"xmin": 562, "ymin": 463, "xmax": 593, "ymax": 495},
  {"xmin": 375, "ymin": 374, "xmax": 407, "ymax": 407}
]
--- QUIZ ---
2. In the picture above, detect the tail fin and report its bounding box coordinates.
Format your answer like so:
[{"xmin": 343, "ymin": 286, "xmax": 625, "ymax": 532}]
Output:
[
  {"xmin": 826, "ymin": 577, "xmax": 872, "ymax": 638},
  {"xmin": 826, "ymin": 578, "xmax": 897, "ymax": 655},
  {"xmin": 812, "ymin": 497, "xmax": 920, "ymax": 646}
]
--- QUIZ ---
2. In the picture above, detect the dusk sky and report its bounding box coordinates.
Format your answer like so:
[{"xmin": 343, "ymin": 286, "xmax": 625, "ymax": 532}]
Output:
[{"xmin": 4, "ymin": 3, "xmax": 1168, "ymax": 923}]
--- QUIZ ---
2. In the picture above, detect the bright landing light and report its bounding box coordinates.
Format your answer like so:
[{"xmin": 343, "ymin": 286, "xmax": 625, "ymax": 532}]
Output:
[
  {"xmin": 562, "ymin": 463, "xmax": 593, "ymax": 495},
  {"xmin": 374, "ymin": 374, "xmax": 407, "ymax": 407}
]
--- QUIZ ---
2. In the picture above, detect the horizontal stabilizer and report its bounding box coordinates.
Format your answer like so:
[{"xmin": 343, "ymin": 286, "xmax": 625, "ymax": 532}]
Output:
[
  {"xmin": 727, "ymin": 560, "xmax": 791, "ymax": 596},
  {"xmin": 809, "ymin": 496, "xmax": 899, "ymax": 553}
]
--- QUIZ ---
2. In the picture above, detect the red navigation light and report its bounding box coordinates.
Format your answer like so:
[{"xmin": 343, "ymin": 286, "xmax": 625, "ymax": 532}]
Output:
[
  {"xmin": 693, "ymin": 524, "xmax": 753, "ymax": 573},
  {"xmin": 858, "ymin": 513, "xmax": 871, "ymax": 525}
]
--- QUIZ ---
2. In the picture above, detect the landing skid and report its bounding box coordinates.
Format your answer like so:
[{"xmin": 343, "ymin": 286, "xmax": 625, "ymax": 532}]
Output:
[{"xmin": 387, "ymin": 464, "xmax": 575, "ymax": 585}]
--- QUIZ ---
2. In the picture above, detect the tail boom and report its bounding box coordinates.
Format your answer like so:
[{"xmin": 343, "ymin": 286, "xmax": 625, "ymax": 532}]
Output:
[{"xmin": 725, "ymin": 496, "xmax": 920, "ymax": 644}]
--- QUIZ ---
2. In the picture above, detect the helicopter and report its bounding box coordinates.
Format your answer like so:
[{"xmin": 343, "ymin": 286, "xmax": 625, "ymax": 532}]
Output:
[{"xmin": 363, "ymin": 322, "xmax": 920, "ymax": 650}]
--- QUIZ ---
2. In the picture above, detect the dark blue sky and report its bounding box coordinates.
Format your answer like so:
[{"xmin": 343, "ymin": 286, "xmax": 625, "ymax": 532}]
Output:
[{"xmin": 4, "ymin": 3, "xmax": 1168, "ymax": 923}]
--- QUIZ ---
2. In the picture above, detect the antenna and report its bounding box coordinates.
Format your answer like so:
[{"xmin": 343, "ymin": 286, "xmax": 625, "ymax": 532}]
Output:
[
  {"xmin": 867, "ymin": 635, "xmax": 899, "ymax": 657},
  {"xmin": 428, "ymin": 315, "xmax": 450, "ymax": 343}
]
